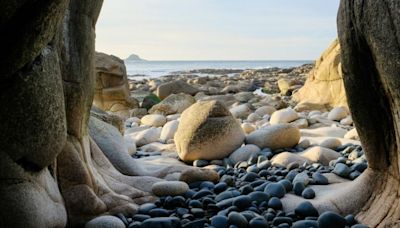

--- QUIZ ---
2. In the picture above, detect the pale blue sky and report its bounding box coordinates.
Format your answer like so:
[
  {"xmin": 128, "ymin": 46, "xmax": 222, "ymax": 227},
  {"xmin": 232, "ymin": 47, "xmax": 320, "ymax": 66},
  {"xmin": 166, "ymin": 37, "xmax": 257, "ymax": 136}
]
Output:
[{"xmin": 96, "ymin": 0, "xmax": 340, "ymax": 60}]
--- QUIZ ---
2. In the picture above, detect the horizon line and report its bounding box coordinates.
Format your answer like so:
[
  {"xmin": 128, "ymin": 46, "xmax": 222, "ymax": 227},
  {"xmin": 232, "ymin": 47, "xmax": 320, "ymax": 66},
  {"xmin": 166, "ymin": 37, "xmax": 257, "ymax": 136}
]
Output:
[{"xmin": 124, "ymin": 59, "xmax": 315, "ymax": 62}]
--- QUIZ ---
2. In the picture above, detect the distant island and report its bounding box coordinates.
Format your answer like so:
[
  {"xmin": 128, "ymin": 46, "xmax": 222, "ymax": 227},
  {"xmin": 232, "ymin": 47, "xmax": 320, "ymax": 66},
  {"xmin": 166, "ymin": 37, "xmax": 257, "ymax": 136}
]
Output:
[{"xmin": 125, "ymin": 53, "xmax": 146, "ymax": 61}]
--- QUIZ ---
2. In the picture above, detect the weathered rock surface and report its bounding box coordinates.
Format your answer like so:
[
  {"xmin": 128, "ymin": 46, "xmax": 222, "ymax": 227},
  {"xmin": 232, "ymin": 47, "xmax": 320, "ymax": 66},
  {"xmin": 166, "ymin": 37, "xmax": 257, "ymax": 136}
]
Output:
[
  {"xmin": 174, "ymin": 100, "xmax": 245, "ymax": 161},
  {"xmin": 93, "ymin": 52, "xmax": 139, "ymax": 117},
  {"xmin": 293, "ymin": 39, "xmax": 347, "ymax": 108}
]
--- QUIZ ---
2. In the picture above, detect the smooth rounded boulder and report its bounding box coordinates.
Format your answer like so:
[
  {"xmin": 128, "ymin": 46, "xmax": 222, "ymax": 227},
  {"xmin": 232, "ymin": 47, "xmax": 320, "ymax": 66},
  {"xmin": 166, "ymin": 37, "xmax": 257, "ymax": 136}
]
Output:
[
  {"xmin": 270, "ymin": 108, "xmax": 299, "ymax": 124},
  {"xmin": 245, "ymin": 124, "xmax": 300, "ymax": 149},
  {"xmin": 174, "ymin": 100, "xmax": 245, "ymax": 161}
]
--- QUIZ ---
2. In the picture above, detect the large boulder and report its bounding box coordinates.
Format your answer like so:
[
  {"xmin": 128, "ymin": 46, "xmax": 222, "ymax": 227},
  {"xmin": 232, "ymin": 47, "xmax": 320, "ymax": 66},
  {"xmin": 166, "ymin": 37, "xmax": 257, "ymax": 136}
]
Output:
[
  {"xmin": 174, "ymin": 100, "xmax": 245, "ymax": 161},
  {"xmin": 149, "ymin": 93, "xmax": 195, "ymax": 115},
  {"xmin": 293, "ymin": 39, "xmax": 347, "ymax": 108},
  {"xmin": 156, "ymin": 80, "xmax": 199, "ymax": 99},
  {"xmin": 93, "ymin": 52, "xmax": 139, "ymax": 117},
  {"xmin": 245, "ymin": 124, "xmax": 300, "ymax": 149}
]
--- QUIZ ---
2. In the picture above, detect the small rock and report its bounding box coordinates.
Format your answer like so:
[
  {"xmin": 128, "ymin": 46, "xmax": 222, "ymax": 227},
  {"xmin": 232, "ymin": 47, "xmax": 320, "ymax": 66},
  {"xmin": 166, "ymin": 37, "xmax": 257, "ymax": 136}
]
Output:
[
  {"xmin": 270, "ymin": 108, "xmax": 299, "ymax": 124},
  {"xmin": 328, "ymin": 107, "xmax": 348, "ymax": 121},
  {"xmin": 264, "ymin": 183, "xmax": 286, "ymax": 198},
  {"xmin": 85, "ymin": 216, "xmax": 125, "ymax": 228},
  {"xmin": 245, "ymin": 124, "xmax": 300, "ymax": 149},
  {"xmin": 268, "ymin": 197, "xmax": 283, "ymax": 210},
  {"xmin": 193, "ymin": 160, "xmax": 209, "ymax": 167},
  {"xmin": 241, "ymin": 122, "xmax": 256, "ymax": 134},
  {"xmin": 141, "ymin": 114, "xmax": 167, "ymax": 127},
  {"xmin": 319, "ymin": 138, "xmax": 342, "ymax": 150},
  {"xmin": 318, "ymin": 211, "xmax": 346, "ymax": 228},
  {"xmin": 232, "ymin": 195, "xmax": 252, "ymax": 209},
  {"xmin": 152, "ymin": 181, "xmax": 189, "ymax": 196},
  {"xmin": 228, "ymin": 212, "xmax": 248, "ymax": 228},
  {"xmin": 180, "ymin": 168, "xmax": 219, "ymax": 184},
  {"xmin": 140, "ymin": 217, "xmax": 181, "ymax": 228},
  {"xmin": 229, "ymin": 144, "xmax": 261, "ymax": 164},
  {"xmin": 294, "ymin": 201, "xmax": 319, "ymax": 218},
  {"xmin": 302, "ymin": 187, "xmax": 316, "ymax": 199},
  {"xmin": 333, "ymin": 163, "xmax": 351, "ymax": 178},
  {"xmin": 211, "ymin": 215, "xmax": 228, "ymax": 228}
]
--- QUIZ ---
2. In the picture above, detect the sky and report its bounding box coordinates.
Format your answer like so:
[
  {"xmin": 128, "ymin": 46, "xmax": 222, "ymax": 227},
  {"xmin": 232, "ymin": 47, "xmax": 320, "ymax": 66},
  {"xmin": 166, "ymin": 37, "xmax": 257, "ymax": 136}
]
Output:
[{"xmin": 96, "ymin": 0, "xmax": 340, "ymax": 60}]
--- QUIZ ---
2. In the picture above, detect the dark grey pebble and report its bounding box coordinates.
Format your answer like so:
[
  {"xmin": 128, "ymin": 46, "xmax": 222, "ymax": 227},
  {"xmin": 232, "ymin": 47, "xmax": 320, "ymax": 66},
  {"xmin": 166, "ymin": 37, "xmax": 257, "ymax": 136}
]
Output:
[
  {"xmin": 318, "ymin": 211, "xmax": 346, "ymax": 228},
  {"xmin": 272, "ymin": 216, "xmax": 293, "ymax": 226},
  {"xmin": 214, "ymin": 182, "xmax": 228, "ymax": 194},
  {"xmin": 312, "ymin": 172, "xmax": 329, "ymax": 185},
  {"xmin": 349, "ymin": 170, "xmax": 361, "ymax": 180},
  {"xmin": 148, "ymin": 208, "xmax": 170, "ymax": 217},
  {"xmin": 350, "ymin": 163, "xmax": 368, "ymax": 173},
  {"xmin": 215, "ymin": 190, "xmax": 241, "ymax": 202},
  {"xmin": 138, "ymin": 203, "xmax": 157, "ymax": 214},
  {"xmin": 264, "ymin": 183, "xmax": 286, "ymax": 198},
  {"xmin": 241, "ymin": 172, "xmax": 259, "ymax": 182},
  {"xmin": 286, "ymin": 170, "xmax": 299, "ymax": 182},
  {"xmin": 193, "ymin": 159, "xmax": 209, "ymax": 167},
  {"xmin": 132, "ymin": 214, "xmax": 151, "ymax": 222},
  {"xmin": 200, "ymin": 181, "xmax": 215, "ymax": 190},
  {"xmin": 239, "ymin": 185, "xmax": 253, "ymax": 195},
  {"xmin": 211, "ymin": 215, "xmax": 228, "ymax": 228},
  {"xmin": 294, "ymin": 201, "xmax": 319, "ymax": 218},
  {"xmin": 293, "ymin": 182, "xmax": 305, "ymax": 196},
  {"xmin": 302, "ymin": 187, "xmax": 316, "ymax": 199},
  {"xmin": 140, "ymin": 217, "xmax": 180, "ymax": 228},
  {"xmin": 188, "ymin": 200, "xmax": 202, "ymax": 208},
  {"xmin": 268, "ymin": 197, "xmax": 283, "ymax": 210},
  {"xmin": 232, "ymin": 195, "xmax": 252, "ymax": 209},
  {"xmin": 192, "ymin": 189, "xmax": 213, "ymax": 199},
  {"xmin": 190, "ymin": 208, "xmax": 205, "ymax": 218},
  {"xmin": 228, "ymin": 212, "xmax": 248, "ymax": 228},
  {"xmin": 292, "ymin": 220, "xmax": 319, "ymax": 228},
  {"xmin": 351, "ymin": 225, "xmax": 369, "ymax": 228},
  {"xmin": 249, "ymin": 216, "xmax": 268, "ymax": 228},
  {"xmin": 182, "ymin": 218, "xmax": 207, "ymax": 228},
  {"xmin": 278, "ymin": 179, "xmax": 293, "ymax": 192},
  {"xmin": 333, "ymin": 163, "xmax": 351, "ymax": 177},
  {"xmin": 345, "ymin": 214, "xmax": 356, "ymax": 226},
  {"xmin": 248, "ymin": 191, "xmax": 269, "ymax": 204}
]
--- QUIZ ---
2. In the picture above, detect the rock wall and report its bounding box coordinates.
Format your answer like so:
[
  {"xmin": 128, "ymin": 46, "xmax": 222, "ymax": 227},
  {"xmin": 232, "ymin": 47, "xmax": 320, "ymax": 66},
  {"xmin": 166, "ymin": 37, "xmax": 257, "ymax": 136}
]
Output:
[
  {"xmin": 293, "ymin": 39, "xmax": 347, "ymax": 108},
  {"xmin": 93, "ymin": 52, "xmax": 139, "ymax": 118}
]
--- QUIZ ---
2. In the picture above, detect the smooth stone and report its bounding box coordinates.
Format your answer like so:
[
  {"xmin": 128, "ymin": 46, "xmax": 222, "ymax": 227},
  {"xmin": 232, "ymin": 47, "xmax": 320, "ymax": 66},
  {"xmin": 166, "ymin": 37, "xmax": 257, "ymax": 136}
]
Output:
[
  {"xmin": 318, "ymin": 211, "xmax": 346, "ymax": 228},
  {"xmin": 328, "ymin": 107, "xmax": 348, "ymax": 121},
  {"xmin": 141, "ymin": 114, "xmax": 167, "ymax": 127},
  {"xmin": 138, "ymin": 203, "xmax": 157, "ymax": 214},
  {"xmin": 242, "ymin": 172, "xmax": 259, "ymax": 182},
  {"xmin": 264, "ymin": 183, "xmax": 286, "ymax": 198},
  {"xmin": 319, "ymin": 138, "xmax": 342, "ymax": 150},
  {"xmin": 191, "ymin": 208, "xmax": 205, "ymax": 218},
  {"xmin": 192, "ymin": 189, "xmax": 213, "ymax": 199},
  {"xmin": 179, "ymin": 168, "xmax": 220, "ymax": 184},
  {"xmin": 214, "ymin": 182, "xmax": 228, "ymax": 194},
  {"xmin": 299, "ymin": 146, "xmax": 340, "ymax": 166},
  {"xmin": 152, "ymin": 181, "xmax": 189, "ymax": 196},
  {"xmin": 333, "ymin": 163, "xmax": 351, "ymax": 178},
  {"xmin": 200, "ymin": 181, "xmax": 215, "ymax": 190},
  {"xmin": 193, "ymin": 159, "xmax": 209, "ymax": 167},
  {"xmin": 349, "ymin": 170, "xmax": 361, "ymax": 180},
  {"xmin": 85, "ymin": 216, "xmax": 125, "ymax": 228},
  {"xmin": 245, "ymin": 124, "xmax": 300, "ymax": 150},
  {"xmin": 232, "ymin": 195, "xmax": 252, "ymax": 209},
  {"xmin": 188, "ymin": 200, "xmax": 202, "ymax": 208},
  {"xmin": 271, "ymin": 152, "xmax": 309, "ymax": 167},
  {"xmin": 270, "ymin": 108, "xmax": 299, "ymax": 124},
  {"xmin": 292, "ymin": 220, "xmax": 319, "ymax": 228},
  {"xmin": 215, "ymin": 190, "xmax": 241, "ymax": 202},
  {"xmin": 242, "ymin": 122, "xmax": 256, "ymax": 134},
  {"xmin": 140, "ymin": 217, "xmax": 181, "ymax": 228},
  {"xmin": 345, "ymin": 214, "xmax": 357, "ymax": 226},
  {"xmin": 248, "ymin": 191, "xmax": 270, "ymax": 204},
  {"xmin": 293, "ymin": 172, "xmax": 311, "ymax": 186},
  {"xmin": 278, "ymin": 179, "xmax": 293, "ymax": 192},
  {"xmin": 268, "ymin": 197, "xmax": 283, "ymax": 210},
  {"xmin": 293, "ymin": 182, "xmax": 305, "ymax": 196},
  {"xmin": 249, "ymin": 217, "xmax": 268, "ymax": 228},
  {"xmin": 160, "ymin": 120, "xmax": 179, "ymax": 142},
  {"xmin": 255, "ymin": 106, "xmax": 276, "ymax": 116},
  {"xmin": 351, "ymin": 225, "xmax": 369, "ymax": 228},
  {"xmin": 302, "ymin": 187, "xmax": 316, "ymax": 199},
  {"xmin": 132, "ymin": 214, "xmax": 151, "ymax": 222},
  {"xmin": 211, "ymin": 215, "xmax": 228, "ymax": 228},
  {"xmin": 229, "ymin": 144, "xmax": 261, "ymax": 164},
  {"xmin": 312, "ymin": 172, "xmax": 329, "ymax": 185},
  {"xmin": 294, "ymin": 201, "xmax": 319, "ymax": 218},
  {"xmin": 272, "ymin": 217, "xmax": 293, "ymax": 226},
  {"xmin": 228, "ymin": 212, "xmax": 248, "ymax": 228},
  {"xmin": 148, "ymin": 208, "xmax": 170, "ymax": 217}
]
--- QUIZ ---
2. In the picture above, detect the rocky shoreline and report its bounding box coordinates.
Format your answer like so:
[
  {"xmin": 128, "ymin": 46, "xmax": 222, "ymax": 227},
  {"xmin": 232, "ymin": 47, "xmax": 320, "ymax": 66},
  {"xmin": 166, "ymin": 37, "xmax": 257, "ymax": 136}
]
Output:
[{"xmin": 88, "ymin": 48, "xmax": 369, "ymax": 227}]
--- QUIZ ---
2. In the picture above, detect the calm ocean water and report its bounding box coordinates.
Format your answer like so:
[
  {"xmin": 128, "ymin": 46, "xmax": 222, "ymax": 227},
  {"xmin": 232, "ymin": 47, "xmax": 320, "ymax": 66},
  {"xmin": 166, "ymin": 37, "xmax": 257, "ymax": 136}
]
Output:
[{"xmin": 125, "ymin": 60, "xmax": 312, "ymax": 79}]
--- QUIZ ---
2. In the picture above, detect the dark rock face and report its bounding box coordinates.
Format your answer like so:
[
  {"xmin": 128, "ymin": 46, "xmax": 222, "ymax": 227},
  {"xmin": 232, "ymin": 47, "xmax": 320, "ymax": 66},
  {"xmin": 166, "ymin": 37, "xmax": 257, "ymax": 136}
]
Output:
[{"xmin": 338, "ymin": 0, "xmax": 400, "ymax": 226}]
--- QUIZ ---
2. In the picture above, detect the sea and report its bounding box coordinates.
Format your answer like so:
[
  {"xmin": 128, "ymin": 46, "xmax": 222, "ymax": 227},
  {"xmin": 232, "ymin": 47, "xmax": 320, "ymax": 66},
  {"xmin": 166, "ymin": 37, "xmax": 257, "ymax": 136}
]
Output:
[{"xmin": 125, "ymin": 60, "xmax": 313, "ymax": 79}]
